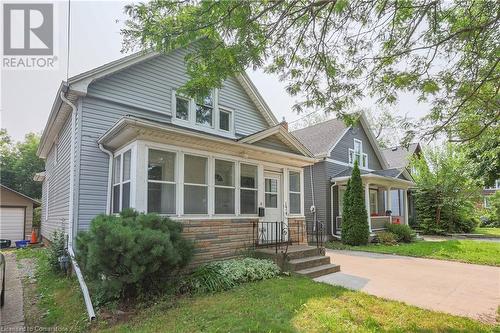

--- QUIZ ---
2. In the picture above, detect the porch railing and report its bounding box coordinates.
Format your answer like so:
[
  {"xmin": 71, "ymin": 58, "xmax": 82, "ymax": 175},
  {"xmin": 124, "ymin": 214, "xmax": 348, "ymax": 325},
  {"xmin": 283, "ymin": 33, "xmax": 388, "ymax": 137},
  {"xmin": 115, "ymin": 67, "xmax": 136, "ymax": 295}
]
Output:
[
  {"xmin": 307, "ymin": 220, "xmax": 325, "ymax": 248},
  {"xmin": 253, "ymin": 221, "xmax": 305, "ymax": 254}
]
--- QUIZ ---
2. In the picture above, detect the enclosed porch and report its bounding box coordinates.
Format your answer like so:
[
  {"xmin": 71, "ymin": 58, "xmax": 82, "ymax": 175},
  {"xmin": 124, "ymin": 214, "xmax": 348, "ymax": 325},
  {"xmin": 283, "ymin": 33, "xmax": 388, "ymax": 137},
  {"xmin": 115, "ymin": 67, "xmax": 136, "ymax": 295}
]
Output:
[{"xmin": 332, "ymin": 170, "xmax": 415, "ymax": 235}]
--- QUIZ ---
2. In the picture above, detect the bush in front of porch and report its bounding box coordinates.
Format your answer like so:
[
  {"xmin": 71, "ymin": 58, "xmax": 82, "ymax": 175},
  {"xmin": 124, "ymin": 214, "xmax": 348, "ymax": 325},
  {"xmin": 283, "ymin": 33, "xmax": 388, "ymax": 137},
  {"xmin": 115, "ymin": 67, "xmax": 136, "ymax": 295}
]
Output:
[{"xmin": 341, "ymin": 160, "xmax": 370, "ymax": 245}]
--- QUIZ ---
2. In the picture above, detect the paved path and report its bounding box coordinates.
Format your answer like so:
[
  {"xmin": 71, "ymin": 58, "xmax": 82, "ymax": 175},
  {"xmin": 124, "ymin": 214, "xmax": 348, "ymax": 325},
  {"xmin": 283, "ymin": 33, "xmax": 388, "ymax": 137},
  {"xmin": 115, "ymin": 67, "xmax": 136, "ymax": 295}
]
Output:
[
  {"xmin": 0, "ymin": 252, "xmax": 24, "ymax": 330},
  {"xmin": 316, "ymin": 250, "xmax": 500, "ymax": 323}
]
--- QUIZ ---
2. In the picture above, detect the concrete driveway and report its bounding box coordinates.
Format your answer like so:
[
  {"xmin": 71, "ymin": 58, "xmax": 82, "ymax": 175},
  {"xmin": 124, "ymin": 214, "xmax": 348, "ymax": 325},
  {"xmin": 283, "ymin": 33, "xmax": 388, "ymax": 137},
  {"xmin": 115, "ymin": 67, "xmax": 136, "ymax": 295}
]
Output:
[
  {"xmin": 0, "ymin": 252, "xmax": 24, "ymax": 330},
  {"xmin": 316, "ymin": 250, "xmax": 500, "ymax": 323}
]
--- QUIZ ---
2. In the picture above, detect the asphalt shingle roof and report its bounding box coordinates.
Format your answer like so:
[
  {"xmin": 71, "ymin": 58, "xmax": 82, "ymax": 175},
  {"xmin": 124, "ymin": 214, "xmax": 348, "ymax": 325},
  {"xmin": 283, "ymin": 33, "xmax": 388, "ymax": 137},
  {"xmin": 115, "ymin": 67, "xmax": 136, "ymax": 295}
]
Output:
[
  {"xmin": 291, "ymin": 118, "xmax": 348, "ymax": 156},
  {"xmin": 381, "ymin": 143, "xmax": 420, "ymax": 168}
]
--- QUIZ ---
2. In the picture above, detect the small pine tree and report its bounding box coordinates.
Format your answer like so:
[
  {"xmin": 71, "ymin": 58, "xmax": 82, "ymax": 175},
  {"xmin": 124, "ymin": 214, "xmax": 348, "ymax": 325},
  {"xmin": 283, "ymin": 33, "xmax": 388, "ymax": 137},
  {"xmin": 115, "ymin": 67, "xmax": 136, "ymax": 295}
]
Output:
[{"xmin": 341, "ymin": 160, "xmax": 370, "ymax": 245}]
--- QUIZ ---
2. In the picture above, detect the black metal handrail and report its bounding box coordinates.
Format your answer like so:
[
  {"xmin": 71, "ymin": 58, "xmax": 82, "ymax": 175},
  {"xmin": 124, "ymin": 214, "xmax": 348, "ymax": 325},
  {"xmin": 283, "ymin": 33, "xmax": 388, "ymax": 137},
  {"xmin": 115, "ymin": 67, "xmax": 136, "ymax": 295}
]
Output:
[
  {"xmin": 253, "ymin": 221, "xmax": 305, "ymax": 254},
  {"xmin": 307, "ymin": 220, "xmax": 324, "ymax": 249}
]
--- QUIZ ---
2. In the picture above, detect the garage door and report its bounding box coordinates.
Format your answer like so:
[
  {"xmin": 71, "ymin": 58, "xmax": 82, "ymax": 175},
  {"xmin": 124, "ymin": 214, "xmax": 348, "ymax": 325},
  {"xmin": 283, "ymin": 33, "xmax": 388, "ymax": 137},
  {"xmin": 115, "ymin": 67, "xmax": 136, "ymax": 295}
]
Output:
[{"xmin": 0, "ymin": 207, "xmax": 25, "ymax": 242}]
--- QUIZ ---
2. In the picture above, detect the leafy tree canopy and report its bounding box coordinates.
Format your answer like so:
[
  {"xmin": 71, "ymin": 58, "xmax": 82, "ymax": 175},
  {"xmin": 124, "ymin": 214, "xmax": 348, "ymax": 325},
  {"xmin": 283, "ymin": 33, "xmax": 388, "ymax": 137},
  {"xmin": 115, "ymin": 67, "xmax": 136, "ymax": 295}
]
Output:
[
  {"xmin": 0, "ymin": 129, "xmax": 44, "ymax": 199},
  {"xmin": 123, "ymin": 0, "xmax": 499, "ymax": 183}
]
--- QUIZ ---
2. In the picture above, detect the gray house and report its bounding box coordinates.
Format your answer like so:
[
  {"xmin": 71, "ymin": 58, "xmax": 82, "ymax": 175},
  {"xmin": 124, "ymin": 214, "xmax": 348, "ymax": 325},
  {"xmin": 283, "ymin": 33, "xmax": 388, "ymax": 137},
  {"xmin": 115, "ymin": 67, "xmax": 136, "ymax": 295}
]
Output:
[
  {"xmin": 292, "ymin": 116, "xmax": 415, "ymax": 237},
  {"xmin": 35, "ymin": 48, "xmax": 316, "ymax": 265}
]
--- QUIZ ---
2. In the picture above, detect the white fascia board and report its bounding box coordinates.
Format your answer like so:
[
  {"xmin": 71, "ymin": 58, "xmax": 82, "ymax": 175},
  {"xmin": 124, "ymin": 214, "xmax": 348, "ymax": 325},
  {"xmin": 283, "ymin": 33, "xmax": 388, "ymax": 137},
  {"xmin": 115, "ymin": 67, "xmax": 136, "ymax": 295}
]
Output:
[
  {"xmin": 236, "ymin": 72, "xmax": 278, "ymax": 126},
  {"xmin": 325, "ymin": 126, "xmax": 351, "ymax": 158},
  {"xmin": 331, "ymin": 173, "xmax": 415, "ymax": 187}
]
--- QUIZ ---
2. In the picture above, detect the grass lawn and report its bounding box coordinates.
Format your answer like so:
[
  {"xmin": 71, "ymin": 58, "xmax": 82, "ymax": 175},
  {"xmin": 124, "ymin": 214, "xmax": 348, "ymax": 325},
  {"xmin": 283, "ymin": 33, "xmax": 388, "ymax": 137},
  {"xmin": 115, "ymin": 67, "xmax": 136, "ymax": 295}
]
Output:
[
  {"xmin": 325, "ymin": 240, "xmax": 500, "ymax": 266},
  {"xmin": 474, "ymin": 227, "xmax": 500, "ymax": 237},
  {"xmin": 101, "ymin": 276, "xmax": 495, "ymax": 333},
  {"xmin": 15, "ymin": 247, "xmax": 89, "ymax": 332}
]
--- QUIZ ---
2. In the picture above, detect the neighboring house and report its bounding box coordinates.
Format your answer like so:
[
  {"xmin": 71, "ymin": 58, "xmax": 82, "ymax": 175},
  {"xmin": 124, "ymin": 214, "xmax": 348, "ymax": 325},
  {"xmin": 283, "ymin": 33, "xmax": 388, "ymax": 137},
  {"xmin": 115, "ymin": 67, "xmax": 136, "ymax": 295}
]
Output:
[
  {"xmin": 381, "ymin": 143, "xmax": 422, "ymax": 224},
  {"xmin": 35, "ymin": 48, "xmax": 315, "ymax": 265},
  {"xmin": 0, "ymin": 184, "xmax": 40, "ymax": 245},
  {"xmin": 292, "ymin": 116, "xmax": 415, "ymax": 238},
  {"xmin": 482, "ymin": 179, "xmax": 500, "ymax": 209}
]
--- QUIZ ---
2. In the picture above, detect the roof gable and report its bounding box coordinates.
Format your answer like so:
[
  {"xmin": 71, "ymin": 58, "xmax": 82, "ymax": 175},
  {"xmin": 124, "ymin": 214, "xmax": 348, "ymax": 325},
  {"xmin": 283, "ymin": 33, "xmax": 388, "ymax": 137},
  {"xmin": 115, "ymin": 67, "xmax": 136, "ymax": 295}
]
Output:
[
  {"xmin": 381, "ymin": 143, "xmax": 421, "ymax": 168},
  {"xmin": 0, "ymin": 184, "xmax": 40, "ymax": 205}
]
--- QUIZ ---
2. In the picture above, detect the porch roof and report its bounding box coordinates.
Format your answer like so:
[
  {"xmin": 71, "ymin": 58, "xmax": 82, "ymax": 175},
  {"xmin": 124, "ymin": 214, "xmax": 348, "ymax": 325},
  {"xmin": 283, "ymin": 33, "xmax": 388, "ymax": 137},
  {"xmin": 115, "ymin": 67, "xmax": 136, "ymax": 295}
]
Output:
[
  {"xmin": 98, "ymin": 116, "xmax": 317, "ymax": 167},
  {"xmin": 330, "ymin": 167, "xmax": 415, "ymax": 188}
]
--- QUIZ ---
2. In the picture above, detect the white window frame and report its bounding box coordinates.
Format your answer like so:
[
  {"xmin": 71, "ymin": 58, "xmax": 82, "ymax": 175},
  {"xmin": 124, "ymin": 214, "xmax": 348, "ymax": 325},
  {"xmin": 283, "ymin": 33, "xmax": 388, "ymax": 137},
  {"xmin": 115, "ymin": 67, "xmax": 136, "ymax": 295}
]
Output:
[
  {"xmin": 183, "ymin": 153, "xmax": 209, "ymax": 215},
  {"xmin": 146, "ymin": 148, "xmax": 177, "ymax": 215},
  {"xmin": 369, "ymin": 189, "xmax": 378, "ymax": 214},
  {"xmin": 239, "ymin": 162, "xmax": 259, "ymax": 216},
  {"xmin": 348, "ymin": 138, "xmax": 368, "ymax": 169},
  {"xmin": 112, "ymin": 149, "xmax": 132, "ymax": 213},
  {"xmin": 288, "ymin": 170, "xmax": 302, "ymax": 215},
  {"xmin": 214, "ymin": 158, "xmax": 236, "ymax": 215},
  {"xmin": 218, "ymin": 106, "xmax": 235, "ymax": 135}
]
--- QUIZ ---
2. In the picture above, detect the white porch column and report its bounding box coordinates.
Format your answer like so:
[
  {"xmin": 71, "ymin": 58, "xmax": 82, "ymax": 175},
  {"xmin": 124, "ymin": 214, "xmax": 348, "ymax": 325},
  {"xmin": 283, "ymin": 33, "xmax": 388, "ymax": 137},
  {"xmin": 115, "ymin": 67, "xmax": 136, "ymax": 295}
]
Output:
[
  {"xmin": 365, "ymin": 183, "xmax": 371, "ymax": 232},
  {"xmin": 404, "ymin": 188, "xmax": 409, "ymax": 225}
]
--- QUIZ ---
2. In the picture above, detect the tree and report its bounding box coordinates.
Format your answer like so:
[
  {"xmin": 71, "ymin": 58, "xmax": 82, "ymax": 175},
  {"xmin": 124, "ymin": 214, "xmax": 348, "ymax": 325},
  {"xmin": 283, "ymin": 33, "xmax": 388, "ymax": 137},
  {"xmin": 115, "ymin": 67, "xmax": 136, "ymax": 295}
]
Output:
[
  {"xmin": 122, "ymin": 0, "xmax": 500, "ymax": 183},
  {"xmin": 411, "ymin": 144, "xmax": 482, "ymax": 233},
  {"xmin": 366, "ymin": 109, "xmax": 413, "ymax": 148},
  {"xmin": 341, "ymin": 161, "xmax": 369, "ymax": 245},
  {"xmin": 0, "ymin": 130, "xmax": 44, "ymax": 199}
]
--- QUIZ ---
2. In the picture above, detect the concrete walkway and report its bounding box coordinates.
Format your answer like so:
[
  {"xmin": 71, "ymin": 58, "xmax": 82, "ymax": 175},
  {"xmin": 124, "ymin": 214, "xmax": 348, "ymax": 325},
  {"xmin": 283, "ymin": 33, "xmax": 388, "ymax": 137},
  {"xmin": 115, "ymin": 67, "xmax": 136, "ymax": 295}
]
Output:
[
  {"xmin": 0, "ymin": 252, "xmax": 24, "ymax": 330},
  {"xmin": 316, "ymin": 250, "xmax": 500, "ymax": 323}
]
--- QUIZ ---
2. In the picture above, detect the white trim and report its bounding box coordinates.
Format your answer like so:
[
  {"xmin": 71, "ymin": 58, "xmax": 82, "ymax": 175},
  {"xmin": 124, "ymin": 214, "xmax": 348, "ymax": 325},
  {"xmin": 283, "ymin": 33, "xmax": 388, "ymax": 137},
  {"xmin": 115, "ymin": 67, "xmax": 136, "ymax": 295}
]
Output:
[{"xmin": 325, "ymin": 158, "xmax": 374, "ymax": 172}]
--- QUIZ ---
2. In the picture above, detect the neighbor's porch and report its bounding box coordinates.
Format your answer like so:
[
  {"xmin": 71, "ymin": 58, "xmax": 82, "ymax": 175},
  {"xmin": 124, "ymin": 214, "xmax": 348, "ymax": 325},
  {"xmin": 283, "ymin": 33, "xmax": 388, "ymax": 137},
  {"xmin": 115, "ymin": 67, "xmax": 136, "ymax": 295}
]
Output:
[{"xmin": 333, "ymin": 173, "xmax": 414, "ymax": 234}]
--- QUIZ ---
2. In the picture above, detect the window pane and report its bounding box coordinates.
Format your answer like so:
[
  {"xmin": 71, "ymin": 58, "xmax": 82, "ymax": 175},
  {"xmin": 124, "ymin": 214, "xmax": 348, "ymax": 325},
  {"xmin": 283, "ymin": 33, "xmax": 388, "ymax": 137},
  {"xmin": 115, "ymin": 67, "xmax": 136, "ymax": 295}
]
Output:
[
  {"xmin": 122, "ymin": 182, "xmax": 130, "ymax": 210},
  {"xmin": 112, "ymin": 184, "xmax": 120, "ymax": 213},
  {"xmin": 196, "ymin": 93, "xmax": 213, "ymax": 107},
  {"xmin": 184, "ymin": 185, "xmax": 208, "ymax": 214},
  {"xmin": 184, "ymin": 155, "xmax": 207, "ymax": 184},
  {"xmin": 290, "ymin": 193, "xmax": 301, "ymax": 214},
  {"xmin": 241, "ymin": 164, "xmax": 257, "ymax": 189},
  {"xmin": 265, "ymin": 178, "xmax": 277, "ymax": 192},
  {"xmin": 148, "ymin": 149, "xmax": 175, "ymax": 182},
  {"xmin": 123, "ymin": 150, "xmax": 131, "ymax": 181},
  {"xmin": 240, "ymin": 189, "xmax": 257, "ymax": 214},
  {"xmin": 176, "ymin": 97, "xmax": 189, "ymax": 121},
  {"xmin": 215, "ymin": 187, "xmax": 235, "ymax": 214},
  {"xmin": 220, "ymin": 110, "xmax": 230, "ymax": 131},
  {"xmin": 113, "ymin": 155, "xmax": 121, "ymax": 185},
  {"xmin": 215, "ymin": 159, "xmax": 234, "ymax": 186},
  {"xmin": 289, "ymin": 172, "xmax": 300, "ymax": 192},
  {"xmin": 195, "ymin": 105, "xmax": 212, "ymax": 126},
  {"xmin": 148, "ymin": 182, "xmax": 176, "ymax": 214},
  {"xmin": 354, "ymin": 140, "xmax": 362, "ymax": 153},
  {"xmin": 265, "ymin": 193, "xmax": 278, "ymax": 208}
]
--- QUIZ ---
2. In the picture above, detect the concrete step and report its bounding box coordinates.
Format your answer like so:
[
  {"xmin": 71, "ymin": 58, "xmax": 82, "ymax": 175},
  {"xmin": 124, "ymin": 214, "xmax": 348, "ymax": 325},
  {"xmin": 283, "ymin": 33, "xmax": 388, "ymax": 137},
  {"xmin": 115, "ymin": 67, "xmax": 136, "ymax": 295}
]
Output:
[
  {"xmin": 295, "ymin": 264, "xmax": 341, "ymax": 278},
  {"xmin": 288, "ymin": 256, "xmax": 331, "ymax": 271},
  {"xmin": 285, "ymin": 246, "xmax": 322, "ymax": 260}
]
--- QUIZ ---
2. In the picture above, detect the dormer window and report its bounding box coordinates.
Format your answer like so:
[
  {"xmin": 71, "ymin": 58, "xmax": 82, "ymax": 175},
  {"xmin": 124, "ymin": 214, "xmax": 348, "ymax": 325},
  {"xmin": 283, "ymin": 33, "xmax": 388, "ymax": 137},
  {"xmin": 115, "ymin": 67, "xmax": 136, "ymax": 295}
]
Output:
[
  {"xmin": 195, "ymin": 93, "xmax": 214, "ymax": 127},
  {"xmin": 349, "ymin": 139, "xmax": 368, "ymax": 168},
  {"xmin": 175, "ymin": 96, "xmax": 190, "ymax": 121}
]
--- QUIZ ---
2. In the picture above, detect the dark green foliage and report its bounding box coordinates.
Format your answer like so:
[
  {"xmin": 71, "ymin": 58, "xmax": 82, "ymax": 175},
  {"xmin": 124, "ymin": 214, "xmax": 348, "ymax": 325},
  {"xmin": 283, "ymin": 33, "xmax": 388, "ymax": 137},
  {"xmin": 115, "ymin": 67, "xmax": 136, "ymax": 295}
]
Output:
[
  {"xmin": 185, "ymin": 258, "xmax": 280, "ymax": 294},
  {"xmin": 32, "ymin": 207, "xmax": 41, "ymax": 228},
  {"xmin": 341, "ymin": 161, "xmax": 369, "ymax": 245},
  {"xmin": 485, "ymin": 191, "xmax": 500, "ymax": 227},
  {"xmin": 47, "ymin": 229, "xmax": 66, "ymax": 272},
  {"xmin": 376, "ymin": 232, "xmax": 397, "ymax": 245},
  {"xmin": 385, "ymin": 223, "xmax": 415, "ymax": 243},
  {"xmin": 76, "ymin": 209, "xmax": 194, "ymax": 305}
]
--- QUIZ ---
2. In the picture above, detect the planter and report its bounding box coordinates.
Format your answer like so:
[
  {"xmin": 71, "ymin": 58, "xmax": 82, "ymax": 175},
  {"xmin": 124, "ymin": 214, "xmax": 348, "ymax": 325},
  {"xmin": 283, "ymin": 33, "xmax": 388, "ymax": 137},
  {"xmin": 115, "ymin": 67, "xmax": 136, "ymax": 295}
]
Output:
[{"xmin": 15, "ymin": 240, "xmax": 30, "ymax": 248}]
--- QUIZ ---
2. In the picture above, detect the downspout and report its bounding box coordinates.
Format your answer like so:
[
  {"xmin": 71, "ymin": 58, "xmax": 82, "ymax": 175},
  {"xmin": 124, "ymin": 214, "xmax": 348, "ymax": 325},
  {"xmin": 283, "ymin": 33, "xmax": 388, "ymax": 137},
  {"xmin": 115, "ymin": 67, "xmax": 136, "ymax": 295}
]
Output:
[
  {"xmin": 98, "ymin": 144, "xmax": 113, "ymax": 214},
  {"xmin": 309, "ymin": 165, "xmax": 316, "ymax": 231},
  {"xmin": 60, "ymin": 91, "xmax": 96, "ymax": 321}
]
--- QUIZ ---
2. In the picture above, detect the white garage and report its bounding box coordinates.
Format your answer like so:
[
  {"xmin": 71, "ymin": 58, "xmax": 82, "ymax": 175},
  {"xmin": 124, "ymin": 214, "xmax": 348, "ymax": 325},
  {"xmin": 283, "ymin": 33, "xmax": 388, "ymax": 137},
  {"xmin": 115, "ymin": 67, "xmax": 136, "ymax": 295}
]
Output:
[
  {"xmin": 0, "ymin": 207, "xmax": 26, "ymax": 241},
  {"xmin": 0, "ymin": 184, "xmax": 40, "ymax": 246}
]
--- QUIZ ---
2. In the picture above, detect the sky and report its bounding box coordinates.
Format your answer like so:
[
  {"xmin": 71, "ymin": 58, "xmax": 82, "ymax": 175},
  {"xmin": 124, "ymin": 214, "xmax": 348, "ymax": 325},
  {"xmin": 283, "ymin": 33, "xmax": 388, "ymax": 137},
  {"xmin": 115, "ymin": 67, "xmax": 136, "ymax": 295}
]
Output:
[{"xmin": 1, "ymin": 0, "xmax": 429, "ymax": 142}]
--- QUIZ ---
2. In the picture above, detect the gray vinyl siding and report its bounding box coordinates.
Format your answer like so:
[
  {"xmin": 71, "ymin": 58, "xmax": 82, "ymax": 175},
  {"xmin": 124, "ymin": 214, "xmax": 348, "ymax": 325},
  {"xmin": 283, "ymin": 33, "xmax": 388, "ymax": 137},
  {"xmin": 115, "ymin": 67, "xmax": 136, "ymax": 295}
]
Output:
[
  {"xmin": 252, "ymin": 136, "xmax": 297, "ymax": 153},
  {"xmin": 41, "ymin": 115, "xmax": 72, "ymax": 240},
  {"xmin": 330, "ymin": 126, "xmax": 383, "ymax": 170}
]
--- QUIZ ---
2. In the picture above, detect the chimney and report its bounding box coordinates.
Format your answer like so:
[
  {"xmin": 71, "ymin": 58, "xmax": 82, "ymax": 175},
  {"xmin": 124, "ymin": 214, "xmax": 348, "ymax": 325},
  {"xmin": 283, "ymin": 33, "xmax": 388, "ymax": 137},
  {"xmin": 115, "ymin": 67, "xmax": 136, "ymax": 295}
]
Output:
[{"xmin": 281, "ymin": 117, "xmax": 288, "ymax": 131}]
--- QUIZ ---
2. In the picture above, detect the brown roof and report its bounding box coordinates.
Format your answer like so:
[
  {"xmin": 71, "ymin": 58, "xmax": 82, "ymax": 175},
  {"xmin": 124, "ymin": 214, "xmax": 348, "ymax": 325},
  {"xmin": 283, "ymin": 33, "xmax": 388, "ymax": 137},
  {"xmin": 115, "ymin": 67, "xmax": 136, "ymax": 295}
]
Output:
[
  {"xmin": 381, "ymin": 143, "xmax": 420, "ymax": 168},
  {"xmin": 291, "ymin": 118, "xmax": 348, "ymax": 156}
]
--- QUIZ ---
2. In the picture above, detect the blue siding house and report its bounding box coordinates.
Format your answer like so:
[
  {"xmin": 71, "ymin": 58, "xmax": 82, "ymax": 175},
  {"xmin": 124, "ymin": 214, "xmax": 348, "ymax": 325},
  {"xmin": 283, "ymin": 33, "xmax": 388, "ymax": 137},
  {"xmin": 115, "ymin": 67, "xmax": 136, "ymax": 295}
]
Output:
[
  {"xmin": 292, "ymin": 115, "xmax": 415, "ymax": 238},
  {"xmin": 36, "ymin": 48, "xmax": 315, "ymax": 265}
]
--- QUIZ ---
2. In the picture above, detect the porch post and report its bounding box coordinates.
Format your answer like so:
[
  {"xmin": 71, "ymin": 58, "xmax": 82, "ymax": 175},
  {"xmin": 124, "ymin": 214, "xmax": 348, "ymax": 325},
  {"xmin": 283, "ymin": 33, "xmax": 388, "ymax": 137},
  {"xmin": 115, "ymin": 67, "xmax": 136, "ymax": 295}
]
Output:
[
  {"xmin": 386, "ymin": 187, "xmax": 392, "ymax": 224},
  {"xmin": 365, "ymin": 183, "xmax": 371, "ymax": 232},
  {"xmin": 403, "ymin": 188, "xmax": 409, "ymax": 225}
]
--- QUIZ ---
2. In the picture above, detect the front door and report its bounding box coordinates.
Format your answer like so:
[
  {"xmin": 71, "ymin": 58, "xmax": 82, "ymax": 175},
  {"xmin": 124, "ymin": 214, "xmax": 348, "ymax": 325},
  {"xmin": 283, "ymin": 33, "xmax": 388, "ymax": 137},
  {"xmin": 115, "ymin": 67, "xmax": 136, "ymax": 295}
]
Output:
[{"xmin": 259, "ymin": 172, "xmax": 285, "ymax": 244}]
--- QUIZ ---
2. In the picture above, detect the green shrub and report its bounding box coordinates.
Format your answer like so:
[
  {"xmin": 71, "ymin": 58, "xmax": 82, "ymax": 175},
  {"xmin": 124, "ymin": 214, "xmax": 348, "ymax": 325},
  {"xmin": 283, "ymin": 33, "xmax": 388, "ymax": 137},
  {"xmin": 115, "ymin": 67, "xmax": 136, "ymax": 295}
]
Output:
[
  {"xmin": 32, "ymin": 207, "xmax": 41, "ymax": 228},
  {"xmin": 186, "ymin": 258, "xmax": 280, "ymax": 294},
  {"xmin": 47, "ymin": 228, "xmax": 66, "ymax": 272},
  {"xmin": 341, "ymin": 161, "xmax": 370, "ymax": 245},
  {"xmin": 76, "ymin": 209, "xmax": 194, "ymax": 305},
  {"xmin": 385, "ymin": 223, "xmax": 415, "ymax": 243},
  {"xmin": 376, "ymin": 232, "xmax": 397, "ymax": 245}
]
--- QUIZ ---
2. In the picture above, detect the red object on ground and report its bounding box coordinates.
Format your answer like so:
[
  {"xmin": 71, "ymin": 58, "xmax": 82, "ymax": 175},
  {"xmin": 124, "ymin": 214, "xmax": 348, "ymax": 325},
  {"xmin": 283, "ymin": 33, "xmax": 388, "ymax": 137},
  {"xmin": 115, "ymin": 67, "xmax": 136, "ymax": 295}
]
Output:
[
  {"xmin": 30, "ymin": 229, "xmax": 37, "ymax": 244},
  {"xmin": 394, "ymin": 218, "xmax": 401, "ymax": 224}
]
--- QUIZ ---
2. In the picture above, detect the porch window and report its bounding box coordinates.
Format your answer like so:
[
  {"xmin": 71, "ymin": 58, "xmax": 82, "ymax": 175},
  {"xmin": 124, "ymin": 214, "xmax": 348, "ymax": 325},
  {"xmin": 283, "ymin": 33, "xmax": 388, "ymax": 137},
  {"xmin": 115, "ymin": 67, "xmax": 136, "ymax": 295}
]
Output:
[
  {"xmin": 289, "ymin": 171, "xmax": 301, "ymax": 214},
  {"xmin": 369, "ymin": 189, "xmax": 378, "ymax": 214},
  {"xmin": 338, "ymin": 186, "xmax": 346, "ymax": 215},
  {"xmin": 265, "ymin": 178, "xmax": 278, "ymax": 208},
  {"xmin": 112, "ymin": 150, "xmax": 131, "ymax": 213},
  {"xmin": 195, "ymin": 93, "xmax": 213, "ymax": 127},
  {"xmin": 147, "ymin": 149, "xmax": 176, "ymax": 214},
  {"xmin": 214, "ymin": 159, "xmax": 235, "ymax": 214},
  {"xmin": 240, "ymin": 164, "xmax": 258, "ymax": 214},
  {"xmin": 184, "ymin": 154, "xmax": 208, "ymax": 214}
]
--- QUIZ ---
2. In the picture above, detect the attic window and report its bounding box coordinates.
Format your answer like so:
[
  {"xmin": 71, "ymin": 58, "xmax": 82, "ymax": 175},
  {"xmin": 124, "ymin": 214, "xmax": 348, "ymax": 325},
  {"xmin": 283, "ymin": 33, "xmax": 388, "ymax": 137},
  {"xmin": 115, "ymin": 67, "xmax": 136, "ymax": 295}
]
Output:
[{"xmin": 348, "ymin": 139, "xmax": 368, "ymax": 168}]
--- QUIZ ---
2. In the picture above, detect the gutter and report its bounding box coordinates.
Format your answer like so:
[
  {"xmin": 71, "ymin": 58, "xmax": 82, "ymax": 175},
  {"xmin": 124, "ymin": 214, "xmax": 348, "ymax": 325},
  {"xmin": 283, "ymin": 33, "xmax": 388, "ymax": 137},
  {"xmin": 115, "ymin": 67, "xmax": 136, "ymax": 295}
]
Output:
[
  {"xmin": 60, "ymin": 91, "xmax": 96, "ymax": 321},
  {"xmin": 98, "ymin": 144, "xmax": 114, "ymax": 214}
]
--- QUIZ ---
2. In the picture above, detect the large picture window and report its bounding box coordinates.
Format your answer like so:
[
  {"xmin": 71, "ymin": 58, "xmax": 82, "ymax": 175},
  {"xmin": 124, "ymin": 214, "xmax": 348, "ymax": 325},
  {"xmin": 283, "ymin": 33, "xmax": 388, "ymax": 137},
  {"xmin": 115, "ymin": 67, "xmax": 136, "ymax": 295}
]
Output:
[
  {"xmin": 240, "ymin": 164, "xmax": 258, "ymax": 214},
  {"xmin": 184, "ymin": 154, "xmax": 208, "ymax": 214},
  {"xmin": 289, "ymin": 171, "xmax": 301, "ymax": 214},
  {"xmin": 214, "ymin": 159, "xmax": 235, "ymax": 214},
  {"xmin": 112, "ymin": 150, "xmax": 131, "ymax": 213},
  {"xmin": 147, "ymin": 149, "xmax": 176, "ymax": 214}
]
